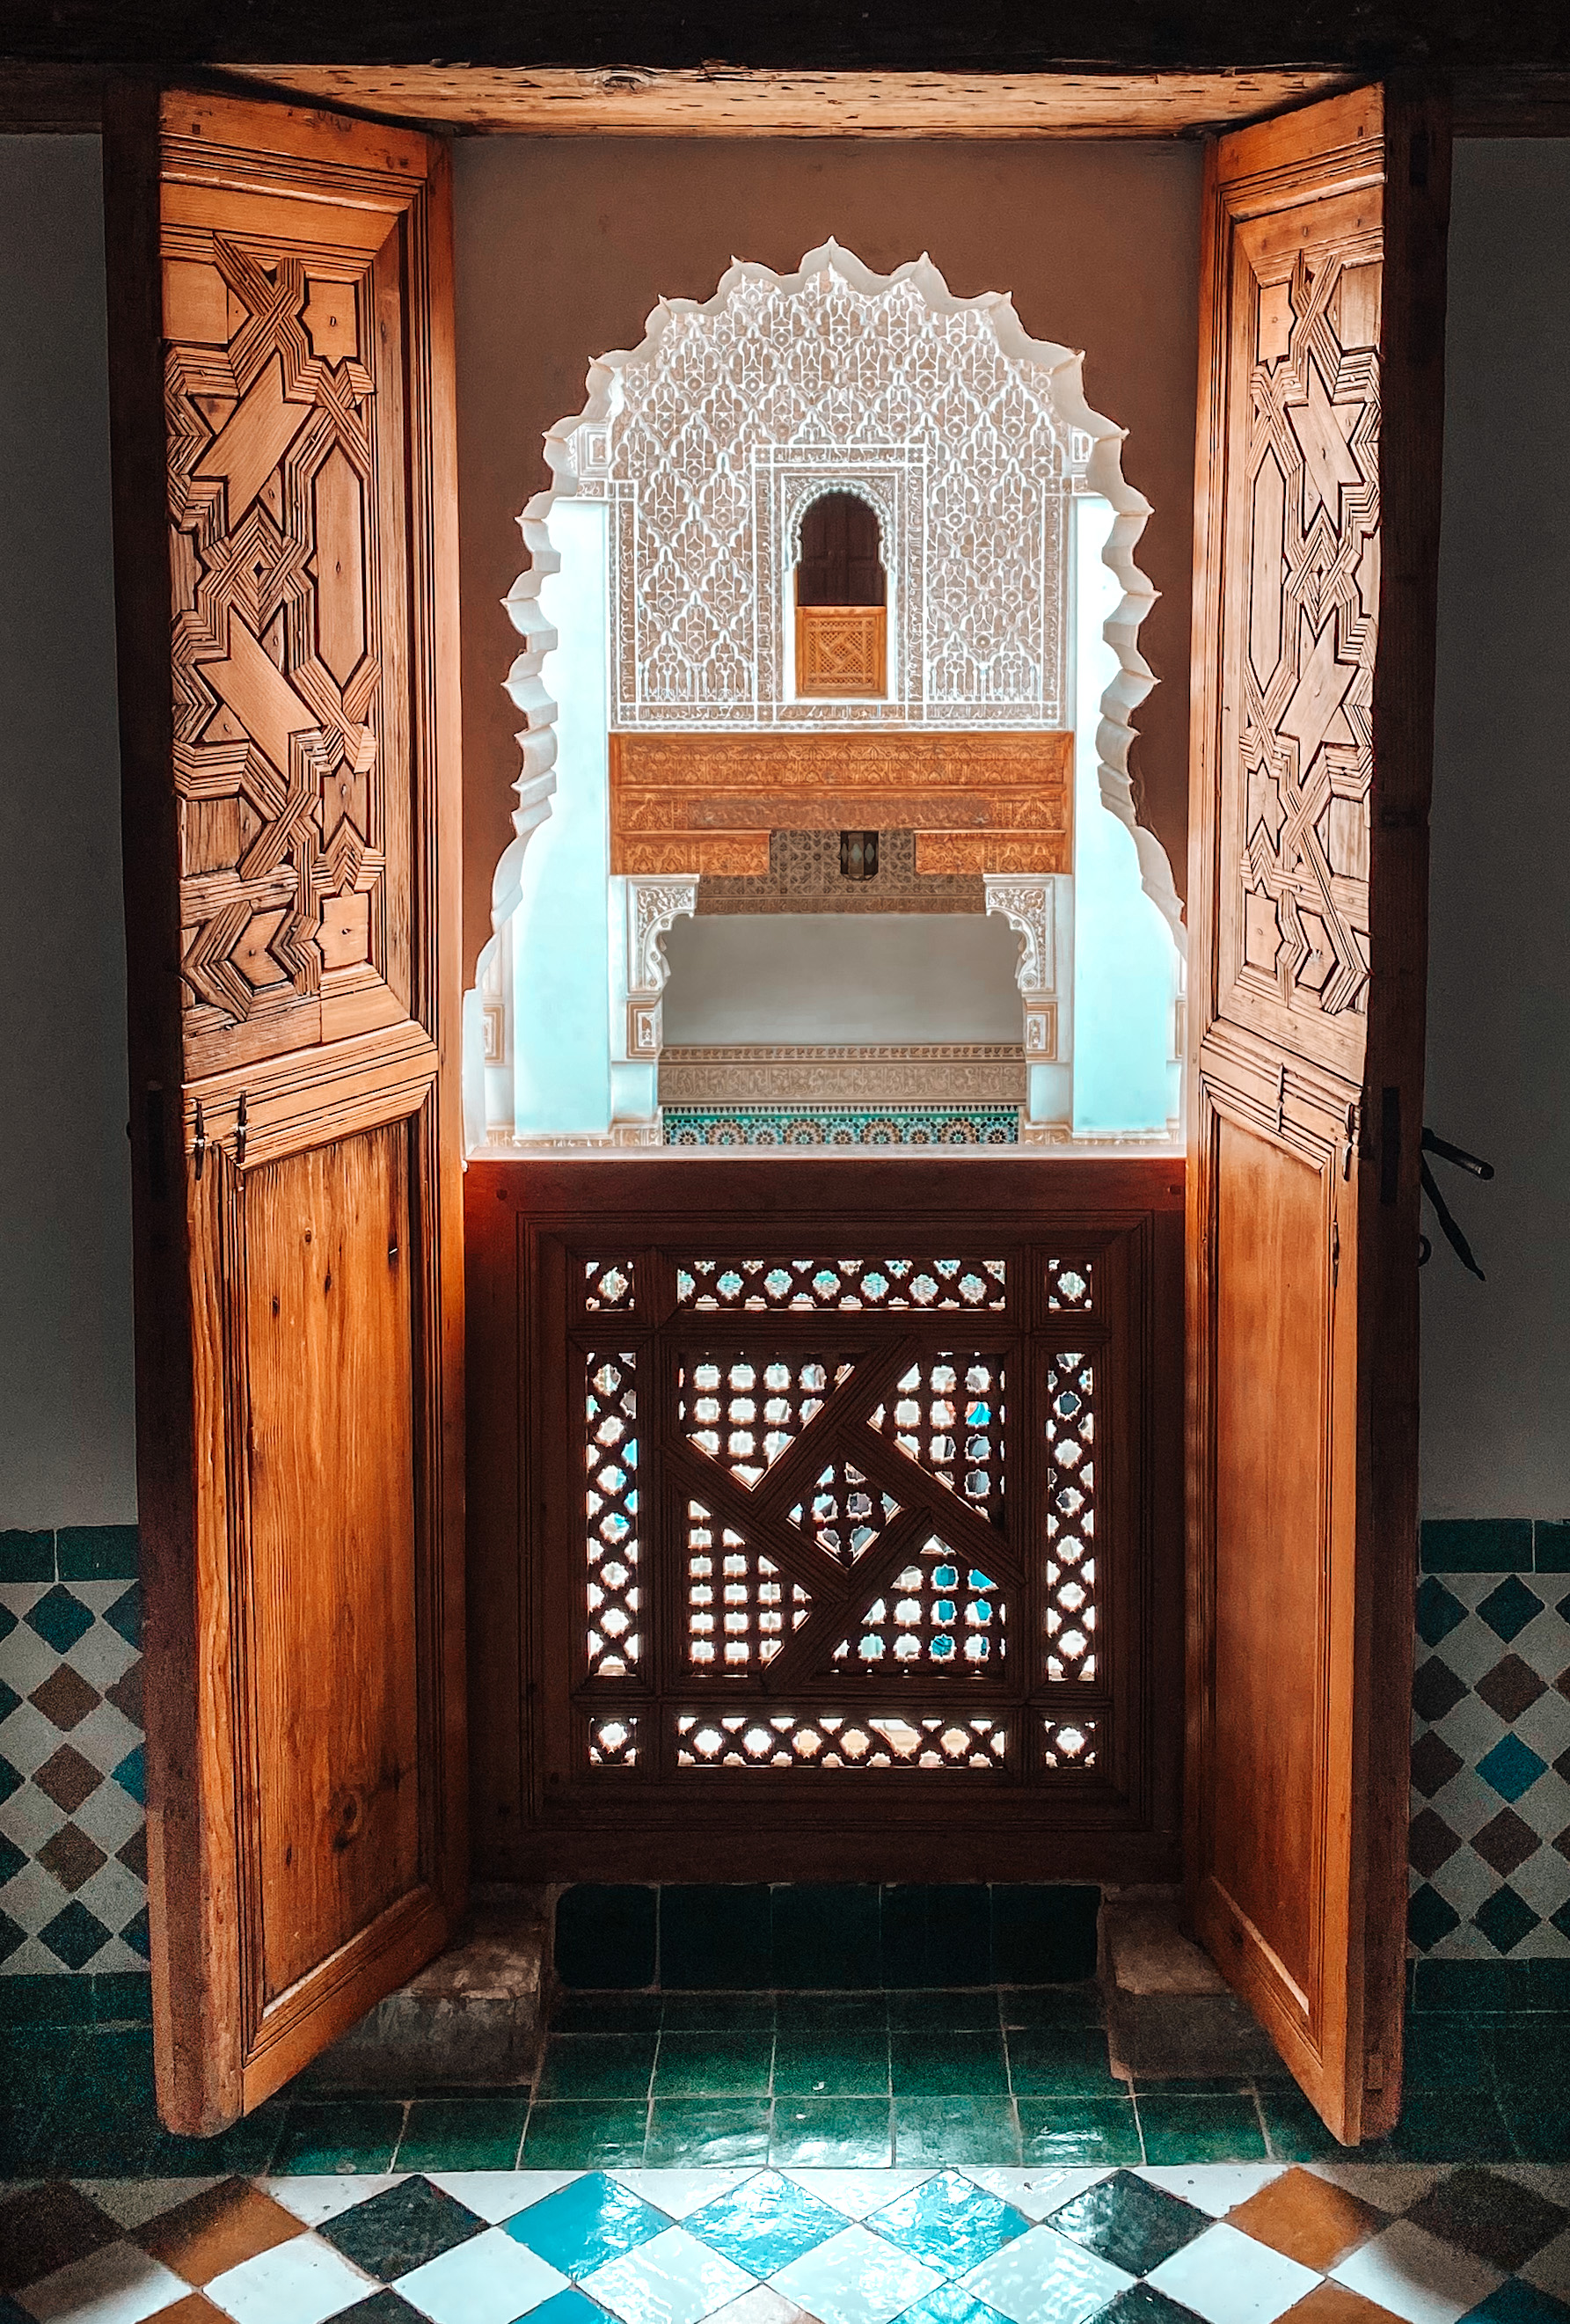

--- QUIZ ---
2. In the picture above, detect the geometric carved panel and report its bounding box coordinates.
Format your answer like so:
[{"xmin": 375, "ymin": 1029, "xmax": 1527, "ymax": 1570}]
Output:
[
  {"xmin": 165, "ymin": 232, "xmax": 405, "ymax": 1075},
  {"xmin": 1223, "ymin": 205, "xmax": 1381, "ymax": 1058}
]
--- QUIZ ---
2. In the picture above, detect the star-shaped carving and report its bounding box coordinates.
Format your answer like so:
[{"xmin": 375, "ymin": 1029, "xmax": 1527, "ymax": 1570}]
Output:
[
  {"xmin": 1279, "ymin": 611, "xmax": 1358, "ymax": 780},
  {"xmin": 1286, "ymin": 354, "xmax": 1364, "ymax": 524}
]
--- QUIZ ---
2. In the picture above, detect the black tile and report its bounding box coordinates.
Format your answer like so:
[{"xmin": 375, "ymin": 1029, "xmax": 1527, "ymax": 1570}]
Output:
[
  {"xmin": 661, "ymin": 1886, "xmax": 772, "ymax": 1989},
  {"xmin": 551, "ymin": 1992, "xmax": 664, "ymax": 2034},
  {"xmin": 329, "ymin": 2299, "xmax": 430, "ymax": 2324},
  {"xmin": 1047, "ymin": 2169, "xmax": 1209, "ymax": 2275},
  {"xmin": 772, "ymin": 1885, "xmax": 881, "ymax": 1990},
  {"xmin": 991, "ymin": 1885, "xmax": 1099, "ymax": 1984},
  {"xmin": 1403, "ymin": 2167, "xmax": 1567, "ymax": 2270},
  {"xmin": 321, "ymin": 2176, "xmax": 487, "ymax": 2278},
  {"xmin": 555, "ymin": 1886, "xmax": 657, "ymax": 1990},
  {"xmin": 1000, "ymin": 1984, "xmax": 1102, "ymax": 2028},
  {"xmin": 887, "ymin": 1988, "xmax": 1000, "ymax": 2029},
  {"xmin": 880, "ymin": 1886, "xmax": 992, "ymax": 1988},
  {"xmin": 1092, "ymin": 2291, "xmax": 1210, "ymax": 2324}
]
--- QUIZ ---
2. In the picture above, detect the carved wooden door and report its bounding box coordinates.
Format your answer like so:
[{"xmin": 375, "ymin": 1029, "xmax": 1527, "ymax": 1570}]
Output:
[
  {"xmin": 1187, "ymin": 84, "xmax": 1449, "ymax": 2143},
  {"xmin": 103, "ymin": 86, "xmax": 465, "ymax": 2134}
]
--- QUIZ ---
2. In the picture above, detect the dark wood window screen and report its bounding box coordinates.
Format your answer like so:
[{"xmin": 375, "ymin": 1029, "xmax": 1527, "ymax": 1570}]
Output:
[{"xmin": 469, "ymin": 1160, "xmax": 1183, "ymax": 1885}]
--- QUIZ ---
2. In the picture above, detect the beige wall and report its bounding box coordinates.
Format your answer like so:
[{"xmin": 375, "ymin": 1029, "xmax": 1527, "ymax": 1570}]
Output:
[{"xmin": 451, "ymin": 135, "xmax": 1205, "ymax": 983}]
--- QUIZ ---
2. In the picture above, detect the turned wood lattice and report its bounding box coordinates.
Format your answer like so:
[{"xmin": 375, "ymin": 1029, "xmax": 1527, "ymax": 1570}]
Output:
[{"xmin": 567, "ymin": 1246, "xmax": 1119, "ymax": 1788}]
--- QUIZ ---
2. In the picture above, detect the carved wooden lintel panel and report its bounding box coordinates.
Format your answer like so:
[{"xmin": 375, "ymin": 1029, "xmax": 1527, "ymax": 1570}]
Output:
[{"xmin": 610, "ymin": 730, "xmax": 1072, "ymax": 878}]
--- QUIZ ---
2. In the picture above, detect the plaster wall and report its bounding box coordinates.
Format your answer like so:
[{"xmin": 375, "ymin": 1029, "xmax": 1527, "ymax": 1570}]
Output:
[{"xmin": 662, "ymin": 914, "xmax": 1025, "ymax": 1046}]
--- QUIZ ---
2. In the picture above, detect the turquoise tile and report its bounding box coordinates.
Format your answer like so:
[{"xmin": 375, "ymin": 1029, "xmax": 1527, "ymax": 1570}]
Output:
[
  {"xmin": 991, "ymin": 1885, "xmax": 1099, "ymax": 1984},
  {"xmin": 1017, "ymin": 2097, "xmax": 1141, "ymax": 2167},
  {"xmin": 396, "ymin": 2094, "xmax": 529, "ymax": 2171},
  {"xmin": 645, "ymin": 2097, "xmax": 770, "ymax": 2166},
  {"xmin": 894, "ymin": 2096, "xmax": 1021, "ymax": 2166},
  {"xmin": 1421, "ymin": 1519, "xmax": 1533, "ymax": 1570},
  {"xmin": 1466, "ymin": 2284, "xmax": 1570, "ymax": 2324},
  {"xmin": 660, "ymin": 1993, "xmax": 776, "ymax": 2030},
  {"xmin": 1006, "ymin": 2028, "xmax": 1121, "ymax": 2097},
  {"xmin": 104, "ymin": 1582, "xmax": 142, "ymax": 1650},
  {"xmin": 654, "ymin": 2029, "xmax": 773, "ymax": 2096},
  {"xmin": 23, "ymin": 1584, "xmax": 93, "ymax": 1654},
  {"xmin": 773, "ymin": 2031, "xmax": 889, "ymax": 2095},
  {"xmin": 537, "ymin": 2032, "xmax": 658, "ymax": 2100},
  {"xmin": 684, "ymin": 2168, "xmax": 849, "ymax": 2272},
  {"xmin": 56, "ymin": 1525, "xmax": 140, "ymax": 1582},
  {"xmin": 1259, "ymin": 2089, "xmax": 1344, "ymax": 2161},
  {"xmin": 551, "ymin": 1993, "xmax": 663, "ymax": 2034},
  {"xmin": 895, "ymin": 2292, "xmax": 1012, "ymax": 2324},
  {"xmin": 771, "ymin": 2095, "xmax": 893, "ymax": 2167},
  {"xmin": 522, "ymin": 2100, "xmax": 649, "ymax": 2169},
  {"xmin": 274, "ymin": 2098, "xmax": 405, "ymax": 2174},
  {"xmin": 0, "ymin": 1530, "xmax": 55, "ymax": 1582},
  {"xmin": 661, "ymin": 1886, "xmax": 772, "ymax": 1990},
  {"xmin": 555, "ymin": 1884, "xmax": 657, "ymax": 1990},
  {"xmin": 505, "ymin": 2169, "xmax": 670, "ymax": 2276},
  {"xmin": 888, "ymin": 1989, "xmax": 999, "ymax": 2029},
  {"xmin": 1136, "ymin": 2094, "xmax": 1267, "ymax": 2163},
  {"xmin": 891, "ymin": 2028, "xmax": 1010, "ymax": 2096},
  {"xmin": 865, "ymin": 2166, "xmax": 1029, "ymax": 2271},
  {"xmin": 772, "ymin": 1884, "xmax": 882, "ymax": 1990},
  {"xmin": 999, "ymin": 1985, "xmax": 1102, "ymax": 2029}
]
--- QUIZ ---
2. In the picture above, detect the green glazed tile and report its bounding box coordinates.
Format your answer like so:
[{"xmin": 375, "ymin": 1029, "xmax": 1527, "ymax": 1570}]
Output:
[
  {"xmin": 274, "ymin": 2099, "xmax": 406, "ymax": 2174},
  {"xmin": 772, "ymin": 2095, "xmax": 893, "ymax": 2167},
  {"xmin": 654, "ymin": 2030, "xmax": 774, "ymax": 2097},
  {"xmin": 155, "ymin": 2097, "xmax": 292, "ymax": 2177},
  {"xmin": 1259, "ymin": 2090, "xmax": 1343, "ymax": 2161},
  {"xmin": 661, "ymin": 1886, "xmax": 772, "ymax": 1990},
  {"xmin": 551, "ymin": 1993, "xmax": 663, "ymax": 2035},
  {"xmin": 781, "ymin": 1993, "xmax": 887, "ymax": 2031},
  {"xmin": 0, "ymin": 1529, "xmax": 55, "ymax": 1582},
  {"xmin": 1018, "ymin": 2096, "xmax": 1142, "ymax": 2167},
  {"xmin": 1136, "ymin": 2094, "xmax": 1267, "ymax": 2163},
  {"xmin": 999, "ymin": 1985, "xmax": 1102, "ymax": 2029},
  {"xmin": 887, "ymin": 1988, "xmax": 1000, "ymax": 2029},
  {"xmin": 772, "ymin": 1884, "xmax": 882, "ymax": 1991},
  {"xmin": 1403, "ymin": 2014, "xmax": 1493, "ymax": 2089},
  {"xmin": 1126, "ymin": 2078, "xmax": 1252, "ymax": 2096},
  {"xmin": 0, "ymin": 1975, "xmax": 98, "ymax": 2027},
  {"xmin": 397, "ymin": 2095, "xmax": 529, "ymax": 2171},
  {"xmin": 537, "ymin": 2032, "xmax": 658, "ymax": 2100},
  {"xmin": 991, "ymin": 1885, "xmax": 1099, "ymax": 1984},
  {"xmin": 1412, "ymin": 1959, "xmax": 1516, "ymax": 2013},
  {"xmin": 645, "ymin": 2098, "xmax": 770, "ymax": 2167},
  {"xmin": 880, "ymin": 1886, "xmax": 992, "ymax": 1989},
  {"xmin": 92, "ymin": 1972, "xmax": 153, "ymax": 2025},
  {"xmin": 77, "ymin": 2026, "xmax": 157, "ymax": 2111},
  {"xmin": 554, "ymin": 1884, "xmax": 657, "ymax": 1991},
  {"xmin": 0, "ymin": 2023, "xmax": 84, "ymax": 2101},
  {"xmin": 894, "ymin": 2096, "xmax": 1021, "ymax": 2165},
  {"xmin": 1523, "ymin": 1961, "xmax": 1570, "ymax": 2012},
  {"xmin": 1420, "ymin": 1519, "xmax": 1533, "ymax": 1571},
  {"xmin": 1006, "ymin": 2028, "xmax": 1121, "ymax": 2097},
  {"xmin": 522, "ymin": 2100, "xmax": 649, "ymax": 2168},
  {"xmin": 660, "ymin": 1993, "xmax": 776, "ymax": 2031},
  {"xmin": 1497, "ymin": 2093, "xmax": 1570, "ymax": 2163},
  {"xmin": 774, "ymin": 2032, "xmax": 889, "ymax": 2096},
  {"xmin": 56, "ymin": 1525, "xmax": 140, "ymax": 1582},
  {"xmin": 1369, "ymin": 2089, "xmax": 1515, "ymax": 2163},
  {"xmin": 0, "ymin": 2106, "xmax": 42, "ymax": 2175},
  {"xmin": 891, "ymin": 2028, "xmax": 1010, "ymax": 2096},
  {"xmin": 32, "ymin": 2105, "xmax": 166, "ymax": 2176},
  {"xmin": 1536, "ymin": 1520, "xmax": 1570, "ymax": 1573}
]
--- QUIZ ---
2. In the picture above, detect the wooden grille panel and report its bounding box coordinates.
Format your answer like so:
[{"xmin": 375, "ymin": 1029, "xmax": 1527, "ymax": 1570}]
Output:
[{"xmin": 478, "ymin": 1156, "xmax": 1183, "ymax": 1881}]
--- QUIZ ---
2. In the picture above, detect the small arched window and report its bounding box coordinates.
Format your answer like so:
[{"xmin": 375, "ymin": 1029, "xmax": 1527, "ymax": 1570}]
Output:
[{"xmin": 794, "ymin": 489, "xmax": 887, "ymax": 697}]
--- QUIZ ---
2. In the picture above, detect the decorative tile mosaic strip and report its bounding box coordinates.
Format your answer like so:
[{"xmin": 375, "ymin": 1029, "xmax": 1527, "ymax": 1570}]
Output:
[
  {"xmin": 694, "ymin": 828, "xmax": 986, "ymax": 915},
  {"xmin": 0, "ymin": 1527, "xmax": 146, "ymax": 1977},
  {"xmin": 663, "ymin": 1108, "xmax": 1019, "ymax": 1149},
  {"xmin": 1410, "ymin": 1531, "xmax": 1570, "ymax": 1961},
  {"xmin": 2, "ymin": 2162, "xmax": 1567, "ymax": 2324}
]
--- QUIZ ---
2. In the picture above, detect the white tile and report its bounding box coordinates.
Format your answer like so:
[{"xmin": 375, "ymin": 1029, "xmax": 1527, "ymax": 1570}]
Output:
[
  {"xmin": 957, "ymin": 2225, "xmax": 1129, "ymax": 2324},
  {"xmin": 0, "ymin": 1778, "xmax": 68, "ymax": 1855},
  {"xmin": 1422, "ymin": 1619, "xmax": 1501, "ymax": 1688},
  {"xmin": 0, "ymin": 1856, "xmax": 71, "ymax": 1940},
  {"xmin": 1329, "ymin": 2219, "xmax": 1504, "ymax": 2324},
  {"xmin": 961, "ymin": 2168, "xmax": 1113, "ymax": 2220},
  {"xmin": 430, "ymin": 2168, "xmax": 583, "ymax": 2223},
  {"xmin": 263, "ymin": 2174, "xmax": 405, "ymax": 2225},
  {"xmin": 206, "ymin": 2232, "xmax": 376, "ymax": 2324},
  {"xmin": 0, "ymin": 1626, "xmax": 62, "ymax": 1698},
  {"xmin": 1496, "ymin": 2162, "xmax": 1570, "ymax": 2206},
  {"xmin": 1138, "ymin": 2166, "xmax": 1285, "ymax": 2218},
  {"xmin": 78, "ymin": 2176, "xmax": 223, "ymax": 2227},
  {"xmin": 1428, "ymin": 1846, "xmax": 1505, "ymax": 1920},
  {"xmin": 1306, "ymin": 2164, "xmax": 1448, "ymax": 2212},
  {"xmin": 1521, "ymin": 2223, "xmax": 1570, "ymax": 2298},
  {"xmin": 0, "ymin": 1701, "xmax": 66, "ymax": 1779},
  {"xmin": 707, "ymin": 2288, "xmax": 816, "ymax": 2324},
  {"xmin": 81, "ymin": 1933, "xmax": 147, "ymax": 1977},
  {"xmin": 66, "ymin": 1621, "xmax": 138, "ymax": 1695},
  {"xmin": 397, "ymin": 2226, "xmax": 569, "ymax": 2324},
  {"xmin": 64, "ymin": 1700, "xmax": 140, "ymax": 1780},
  {"xmin": 0, "ymin": 1933, "xmax": 64, "ymax": 1976},
  {"xmin": 585, "ymin": 2223, "xmax": 757, "ymax": 2324},
  {"xmin": 0, "ymin": 1583, "xmax": 50, "ymax": 1629},
  {"xmin": 74, "ymin": 1858, "xmax": 148, "ymax": 1940},
  {"xmin": 1146, "ymin": 2220, "xmax": 1319, "ymax": 2324},
  {"xmin": 19, "ymin": 2238, "xmax": 189, "ymax": 2324},
  {"xmin": 1429, "ymin": 1692, "xmax": 1506, "ymax": 1765},
  {"xmin": 768, "ymin": 2222, "xmax": 941, "ymax": 2324},
  {"xmin": 612, "ymin": 2169, "xmax": 759, "ymax": 2220},
  {"xmin": 1508, "ymin": 1845, "xmax": 1570, "ymax": 1918},
  {"xmin": 1502, "ymin": 1610, "xmax": 1570, "ymax": 1683},
  {"xmin": 778, "ymin": 2172, "xmax": 933, "ymax": 2220},
  {"xmin": 1422, "ymin": 1767, "xmax": 1500, "ymax": 1845},
  {"xmin": 69, "ymin": 1778, "xmax": 144, "ymax": 1857}
]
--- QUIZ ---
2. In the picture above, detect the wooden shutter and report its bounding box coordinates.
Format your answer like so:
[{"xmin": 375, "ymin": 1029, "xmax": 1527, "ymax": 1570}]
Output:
[
  {"xmin": 103, "ymin": 85, "xmax": 465, "ymax": 2135},
  {"xmin": 1187, "ymin": 84, "xmax": 1449, "ymax": 2144}
]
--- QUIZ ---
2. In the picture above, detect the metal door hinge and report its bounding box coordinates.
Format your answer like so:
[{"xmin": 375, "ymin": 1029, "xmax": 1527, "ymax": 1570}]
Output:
[
  {"xmin": 235, "ymin": 1090, "xmax": 249, "ymax": 1168},
  {"xmin": 192, "ymin": 1100, "xmax": 208, "ymax": 1182},
  {"xmin": 1332, "ymin": 1217, "xmax": 1340, "ymax": 1290}
]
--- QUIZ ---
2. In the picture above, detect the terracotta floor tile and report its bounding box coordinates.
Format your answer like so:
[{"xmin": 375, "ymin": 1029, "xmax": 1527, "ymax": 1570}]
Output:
[
  {"xmin": 1279, "ymin": 2284, "xmax": 1408, "ymax": 2324},
  {"xmin": 143, "ymin": 2296, "xmax": 234, "ymax": 2322},
  {"xmin": 137, "ymin": 2176, "xmax": 304, "ymax": 2283},
  {"xmin": 1228, "ymin": 2168, "xmax": 1384, "ymax": 2271}
]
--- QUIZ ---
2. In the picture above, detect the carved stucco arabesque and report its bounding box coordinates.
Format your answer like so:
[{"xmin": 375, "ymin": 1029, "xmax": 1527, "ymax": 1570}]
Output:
[{"xmin": 470, "ymin": 242, "xmax": 1183, "ymax": 1151}]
